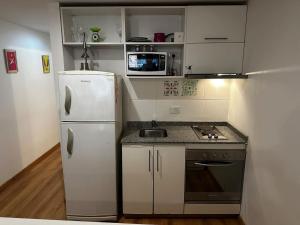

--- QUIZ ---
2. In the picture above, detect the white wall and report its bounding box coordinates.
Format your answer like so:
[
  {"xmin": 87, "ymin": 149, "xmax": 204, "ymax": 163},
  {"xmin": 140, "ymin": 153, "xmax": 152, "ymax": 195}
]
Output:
[
  {"xmin": 228, "ymin": 0, "xmax": 300, "ymax": 225},
  {"xmin": 0, "ymin": 19, "xmax": 59, "ymax": 186}
]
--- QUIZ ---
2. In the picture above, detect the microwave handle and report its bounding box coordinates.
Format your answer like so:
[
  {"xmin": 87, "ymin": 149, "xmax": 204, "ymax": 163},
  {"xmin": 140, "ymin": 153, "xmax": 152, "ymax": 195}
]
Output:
[{"xmin": 194, "ymin": 161, "xmax": 235, "ymax": 167}]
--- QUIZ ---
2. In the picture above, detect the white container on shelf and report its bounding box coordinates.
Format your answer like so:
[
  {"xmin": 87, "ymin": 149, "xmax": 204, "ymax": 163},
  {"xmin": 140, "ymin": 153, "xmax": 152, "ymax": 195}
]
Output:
[{"xmin": 174, "ymin": 32, "xmax": 184, "ymax": 42}]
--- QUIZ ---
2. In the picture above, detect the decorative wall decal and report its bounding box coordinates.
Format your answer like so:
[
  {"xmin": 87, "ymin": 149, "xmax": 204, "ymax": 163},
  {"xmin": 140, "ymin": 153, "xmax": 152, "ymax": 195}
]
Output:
[
  {"xmin": 42, "ymin": 55, "xmax": 50, "ymax": 73},
  {"xmin": 4, "ymin": 49, "xmax": 18, "ymax": 73},
  {"xmin": 163, "ymin": 80, "xmax": 179, "ymax": 96},
  {"xmin": 182, "ymin": 79, "xmax": 198, "ymax": 96}
]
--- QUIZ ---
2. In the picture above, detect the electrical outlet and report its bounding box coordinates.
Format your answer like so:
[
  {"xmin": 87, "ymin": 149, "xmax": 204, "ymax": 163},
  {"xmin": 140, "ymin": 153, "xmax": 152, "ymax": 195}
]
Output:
[{"xmin": 169, "ymin": 106, "xmax": 181, "ymax": 114}]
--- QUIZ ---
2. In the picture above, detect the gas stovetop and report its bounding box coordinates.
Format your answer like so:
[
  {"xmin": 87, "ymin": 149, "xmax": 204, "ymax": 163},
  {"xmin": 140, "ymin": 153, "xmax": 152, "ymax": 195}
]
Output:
[{"xmin": 192, "ymin": 125, "xmax": 227, "ymax": 140}]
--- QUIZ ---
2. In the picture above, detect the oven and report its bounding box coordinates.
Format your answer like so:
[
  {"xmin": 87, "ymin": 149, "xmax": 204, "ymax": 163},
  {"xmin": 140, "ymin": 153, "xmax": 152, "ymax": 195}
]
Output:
[{"xmin": 185, "ymin": 148, "xmax": 246, "ymax": 204}]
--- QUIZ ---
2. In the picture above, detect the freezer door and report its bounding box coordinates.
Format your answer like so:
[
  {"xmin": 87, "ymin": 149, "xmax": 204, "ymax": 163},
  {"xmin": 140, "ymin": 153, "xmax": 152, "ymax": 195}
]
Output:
[
  {"xmin": 60, "ymin": 123, "xmax": 117, "ymax": 217},
  {"xmin": 59, "ymin": 75, "xmax": 115, "ymax": 121}
]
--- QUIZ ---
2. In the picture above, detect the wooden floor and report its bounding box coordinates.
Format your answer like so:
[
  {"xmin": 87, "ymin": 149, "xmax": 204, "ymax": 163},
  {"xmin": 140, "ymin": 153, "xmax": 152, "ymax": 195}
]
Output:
[{"xmin": 0, "ymin": 146, "xmax": 243, "ymax": 225}]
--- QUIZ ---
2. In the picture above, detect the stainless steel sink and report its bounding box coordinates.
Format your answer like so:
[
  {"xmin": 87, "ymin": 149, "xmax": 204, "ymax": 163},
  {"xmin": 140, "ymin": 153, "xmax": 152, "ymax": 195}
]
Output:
[{"xmin": 139, "ymin": 128, "xmax": 168, "ymax": 138}]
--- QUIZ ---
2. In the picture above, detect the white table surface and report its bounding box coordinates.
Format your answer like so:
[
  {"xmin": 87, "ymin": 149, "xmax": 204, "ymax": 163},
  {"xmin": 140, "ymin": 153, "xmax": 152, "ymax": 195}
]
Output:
[{"xmin": 0, "ymin": 217, "xmax": 137, "ymax": 225}]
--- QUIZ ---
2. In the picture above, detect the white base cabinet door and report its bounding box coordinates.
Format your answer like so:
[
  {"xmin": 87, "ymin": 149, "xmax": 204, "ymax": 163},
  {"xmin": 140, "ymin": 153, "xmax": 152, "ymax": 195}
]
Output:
[
  {"xmin": 122, "ymin": 144, "xmax": 185, "ymax": 215},
  {"xmin": 122, "ymin": 145, "xmax": 153, "ymax": 214},
  {"xmin": 154, "ymin": 145, "xmax": 185, "ymax": 214}
]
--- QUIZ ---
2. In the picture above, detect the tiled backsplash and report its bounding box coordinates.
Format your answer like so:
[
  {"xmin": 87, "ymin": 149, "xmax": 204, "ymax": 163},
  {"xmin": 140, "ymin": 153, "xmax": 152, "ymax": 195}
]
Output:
[{"xmin": 123, "ymin": 78, "xmax": 231, "ymax": 122}]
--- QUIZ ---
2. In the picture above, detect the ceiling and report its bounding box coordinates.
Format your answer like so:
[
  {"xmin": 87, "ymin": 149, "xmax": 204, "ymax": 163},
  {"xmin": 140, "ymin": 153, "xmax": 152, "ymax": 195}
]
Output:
[{"xmin": 0, "ymin": 0, "xmax": 246, "ymax": 33}]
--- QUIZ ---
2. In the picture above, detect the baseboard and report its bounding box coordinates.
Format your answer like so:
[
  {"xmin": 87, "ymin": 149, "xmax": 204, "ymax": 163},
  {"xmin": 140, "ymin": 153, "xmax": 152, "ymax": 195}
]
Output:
[
  {"xmin": 0, "ymin": 143, "xmax": 60, "ymax": 193},
  {"xmin": 239, "ymin": 216, "xmax": 246, "ymax": 225},
  {"xmin": 123, "ymin": 214, "xmax": 241, "ymax": 218}
]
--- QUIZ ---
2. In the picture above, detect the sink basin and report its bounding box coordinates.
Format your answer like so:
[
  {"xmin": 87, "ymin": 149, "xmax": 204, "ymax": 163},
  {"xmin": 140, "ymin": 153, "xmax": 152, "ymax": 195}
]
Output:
[{"xmin": 139, "ymin": 128, "xmax": 168, "ymax": 138}]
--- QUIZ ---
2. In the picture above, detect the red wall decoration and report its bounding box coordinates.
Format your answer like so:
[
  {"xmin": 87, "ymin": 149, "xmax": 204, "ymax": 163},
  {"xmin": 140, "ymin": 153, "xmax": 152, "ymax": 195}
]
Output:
[{"xmin": 4, "ymin": 49, "xmax": 18, "ymax": 73}]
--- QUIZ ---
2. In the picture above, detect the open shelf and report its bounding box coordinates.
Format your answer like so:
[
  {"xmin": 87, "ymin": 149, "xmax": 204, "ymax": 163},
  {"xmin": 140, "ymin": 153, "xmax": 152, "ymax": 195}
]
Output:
[
  {"xmin": 60, "ymin": 7, "xmax": 124, "ymax": 44},
  {"xmin": 63, "ymin": 42, "xmax": 124, "ymax": 46},
  {"xmin": 125, "ymin": 7, "xmax": 185, "ymax": 43},
  {"xmin": 125, "ymin": 42, "xmax": 184, "ymax": 46}
]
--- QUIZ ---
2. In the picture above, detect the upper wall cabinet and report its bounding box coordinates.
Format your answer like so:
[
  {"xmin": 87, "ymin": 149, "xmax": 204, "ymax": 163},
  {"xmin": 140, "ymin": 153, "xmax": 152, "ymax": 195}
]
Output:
[
  {"xmin": 186, "ymin": 6, "xmax": 247, "ymax": 43},
  {"xmin": 60, "ymin": 7, "xmax": 124, "ymax": 45},
  {"xmin": 185, "ymin": 43, "xmax": 244, "ymax": 74}
]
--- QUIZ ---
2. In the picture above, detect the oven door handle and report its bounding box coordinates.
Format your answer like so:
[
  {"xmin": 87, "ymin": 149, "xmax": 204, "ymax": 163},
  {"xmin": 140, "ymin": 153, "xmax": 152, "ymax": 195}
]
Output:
[{"xmin": 194, "ymin": 161, "xmax": 235, "ymax": 167}]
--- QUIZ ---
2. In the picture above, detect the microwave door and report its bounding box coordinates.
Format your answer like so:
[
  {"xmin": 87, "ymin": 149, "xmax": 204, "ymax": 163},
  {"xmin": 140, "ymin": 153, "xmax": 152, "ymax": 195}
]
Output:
[
  {"xmin": 128, "ymin": 54, "xmax": 158, "ymax": 71},
  {"xmin": 127, "ymin": 52, "xmax": 167, "ymax": 76}
]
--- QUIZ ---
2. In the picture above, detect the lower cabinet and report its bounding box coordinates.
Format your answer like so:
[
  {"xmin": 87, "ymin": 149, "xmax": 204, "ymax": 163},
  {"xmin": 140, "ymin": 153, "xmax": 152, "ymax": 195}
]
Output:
[{"xmin": 122, "ymin": 144, "xmax": 185, "ymax": 214}]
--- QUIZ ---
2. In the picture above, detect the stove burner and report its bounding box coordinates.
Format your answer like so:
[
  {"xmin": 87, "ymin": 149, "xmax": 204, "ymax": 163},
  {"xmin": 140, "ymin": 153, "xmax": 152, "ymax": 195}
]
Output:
[{"xmin": 192, "ymin": 125, "xmax": 227, "ymax": 140}]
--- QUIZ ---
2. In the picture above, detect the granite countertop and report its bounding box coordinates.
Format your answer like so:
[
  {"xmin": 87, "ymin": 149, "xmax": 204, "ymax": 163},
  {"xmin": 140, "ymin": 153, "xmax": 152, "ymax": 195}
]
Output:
[
  {"xmin": 0, "ymin": 217, "xmax": 135, "ymax": 225},
  {"xmin": 121, "ymin": 122, "xmax": 248, "ymax": 144}
]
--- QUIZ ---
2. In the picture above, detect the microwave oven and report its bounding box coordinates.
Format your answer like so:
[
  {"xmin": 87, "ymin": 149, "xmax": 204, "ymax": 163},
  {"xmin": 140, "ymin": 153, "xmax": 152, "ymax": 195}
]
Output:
[{"xmin": 127, "ymin": 52, "xmax": 167, "ymax": 76}]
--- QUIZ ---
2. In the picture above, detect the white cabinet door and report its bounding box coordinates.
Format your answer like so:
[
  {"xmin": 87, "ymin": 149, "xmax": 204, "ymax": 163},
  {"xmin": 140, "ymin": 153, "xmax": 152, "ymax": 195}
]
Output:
[
  {"xmin": 122, "ymin": 145, "xmax": 153, "ymax": 214},
  {"xmin": 59, "ymin": 75, "xmax": 115, "ymax": 122},
  {"xmin": 154, "ymin": 145, "xmax": 185, "ymax": 214},
  {"xmin": 186, "ymin": 6, "xmax": 247, "ymax": 43},
  {"xmin": 185, "ymin": 43, "xmax": 244, "ymax": 74},
  {"xmin": 60, "ymin": 122, "xmax": 117, "ymax": 217}
]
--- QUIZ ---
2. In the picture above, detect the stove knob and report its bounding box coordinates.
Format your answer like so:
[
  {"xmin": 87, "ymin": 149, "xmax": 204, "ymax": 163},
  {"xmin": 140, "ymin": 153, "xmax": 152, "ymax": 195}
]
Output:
[
  {"xmin": 214, "ymin": 134, "xmax": 218, "ymax": 139},
  {"xmin": 208, "ymin": 133, "xmax": 213, "ymax": 139}
]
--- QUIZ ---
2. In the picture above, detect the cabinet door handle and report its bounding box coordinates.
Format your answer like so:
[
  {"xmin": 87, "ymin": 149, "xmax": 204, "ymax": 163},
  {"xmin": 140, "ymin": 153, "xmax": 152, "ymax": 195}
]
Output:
[
  {"xmin": 148, "ymin": 150, "xmax": 151, "ymax": 172},
  {"xmin": 204, "ymin": 37, "xmax": 229, "ymax": 40},
  {"xmin": 67, "ymin": 128, "xmax": 74, "ymax": 156},
  {"xmin": 65, "ymin": 86, "xmax": 72, "ymax": 115},
  {"xmin": 156, "ymin": 150, "xmax": 159, "ymax": 172}
]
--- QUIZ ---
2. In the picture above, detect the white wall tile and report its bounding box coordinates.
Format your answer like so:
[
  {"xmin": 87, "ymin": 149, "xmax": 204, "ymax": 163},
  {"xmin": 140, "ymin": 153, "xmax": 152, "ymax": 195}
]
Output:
[
  {"xmin": 123, "ymin": 78, "xmax": 231, "ymax": 122},
  {"xmin": 123, "ymin": 78, "xmax": 157, "ymax": 100},
  {"xmin": 155, "ymin": 99, "xmax": 228, "ymax": 121},
  {"xmin": 203, "ymin": 79, "xmax": 231, "ymax": 99},
  {"xmin": 125, "ymin": 99, "xmax": 156, "ymax": 121}
]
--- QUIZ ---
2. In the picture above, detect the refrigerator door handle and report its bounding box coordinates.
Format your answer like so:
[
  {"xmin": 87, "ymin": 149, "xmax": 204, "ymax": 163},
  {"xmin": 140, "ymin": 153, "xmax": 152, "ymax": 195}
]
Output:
[
  {"xmin": 148, "ymin": 150, "xmax": 151, "ymax": 172},
  {"xmin": 67, "ymin": 128, "xmax": 74, "ymax": 156},
  {"xmin": 65, "ymin": 86, "xmax": 72, "ymax": 115},
  {"xmin": 156, "ymin": 150, "xmax": 159, "ymax": 172}
]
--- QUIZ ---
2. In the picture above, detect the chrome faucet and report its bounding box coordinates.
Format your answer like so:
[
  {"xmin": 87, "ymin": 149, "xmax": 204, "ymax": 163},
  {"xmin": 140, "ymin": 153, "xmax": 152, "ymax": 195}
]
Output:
[
  {"xmin": 80, "ymin": 32, "xmax": 90, "ymax": 70},
  {"xmin": 151, "ymin": 120, "xmax": 159, "ymax": 128}
]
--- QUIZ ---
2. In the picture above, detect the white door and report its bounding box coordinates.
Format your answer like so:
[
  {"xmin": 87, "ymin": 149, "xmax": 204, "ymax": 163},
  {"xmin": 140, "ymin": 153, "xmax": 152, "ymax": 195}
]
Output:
[
  {"xmin": 186, "ymin": 6, "xmax": 247, "ymax": 43},
  {"xmin": 154, "ymin": 145, "xmax": 185, "ymax": 214},
  {"xmin": 122, "ymin": 145, "xmax": 153, "ymax": 214},
  {"xmin": 60, "ymin": 122, "xmax": 117, "ymax": 217},
  {"xmin": 59, "ymin": 75, "xmax": 115, "ymax": 121},
  {"xmin": 185, "ymin": 43, "xmax": 244, "ymax": 74}
]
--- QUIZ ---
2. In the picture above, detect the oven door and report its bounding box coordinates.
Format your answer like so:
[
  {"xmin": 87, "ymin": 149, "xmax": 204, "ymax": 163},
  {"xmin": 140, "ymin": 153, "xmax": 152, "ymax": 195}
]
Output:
[
  {"xmin": 185, "ymin": 157, "xmax": 245, "ymax": 203},
  {"xmin": 127, "ymin": 53, "xmax": 166, "ymax": 75}
]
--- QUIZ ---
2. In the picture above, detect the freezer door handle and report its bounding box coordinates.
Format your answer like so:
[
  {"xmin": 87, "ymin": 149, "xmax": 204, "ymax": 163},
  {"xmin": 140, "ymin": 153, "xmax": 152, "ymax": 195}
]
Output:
[
  {"xmin": 67, "ymin": 128, "xmax": 74, "ymax": 156},
  {"xmin": 65, "ymin": 86, "xmax": 72, "ymax": 115}
]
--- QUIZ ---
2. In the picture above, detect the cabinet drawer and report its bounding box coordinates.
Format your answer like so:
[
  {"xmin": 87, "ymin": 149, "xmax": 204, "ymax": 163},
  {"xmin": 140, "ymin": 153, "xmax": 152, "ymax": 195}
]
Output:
[
  {"xmin": 185, "ymin": 43, "xmax": 244, "ymax": 74},
  {"xmin": 186, "ymin": 6, "xmax": 247, "ymax": 43}
]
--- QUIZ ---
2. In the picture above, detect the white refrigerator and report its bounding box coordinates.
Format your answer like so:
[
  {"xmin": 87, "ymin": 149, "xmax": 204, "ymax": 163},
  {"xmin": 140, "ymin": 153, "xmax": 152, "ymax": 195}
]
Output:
[{"xmin": 58, "ymin": 71, "xmax": 122, "ymax": 221}]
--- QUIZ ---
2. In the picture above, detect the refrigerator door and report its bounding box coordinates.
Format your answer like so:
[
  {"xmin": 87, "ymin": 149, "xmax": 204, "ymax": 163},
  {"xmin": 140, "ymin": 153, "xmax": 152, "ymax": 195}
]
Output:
[
  {"xmin": 60, "ymin": 122, "xmax": 117, "ymax": 218},
  {"xmin": 59, "ymin": 74, "xmax": 115, "ymax": 122}
]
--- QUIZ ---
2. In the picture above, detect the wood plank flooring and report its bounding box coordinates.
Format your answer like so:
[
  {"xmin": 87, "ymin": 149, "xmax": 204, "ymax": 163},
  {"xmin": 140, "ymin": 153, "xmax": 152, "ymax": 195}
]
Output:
[
  {"xmin": 0, "ymin": 146, "xmax": 66, "ymax": 220},
  {"xmin": 0, "ymin": 146, "xmax": 244, "ymax": 225}
]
